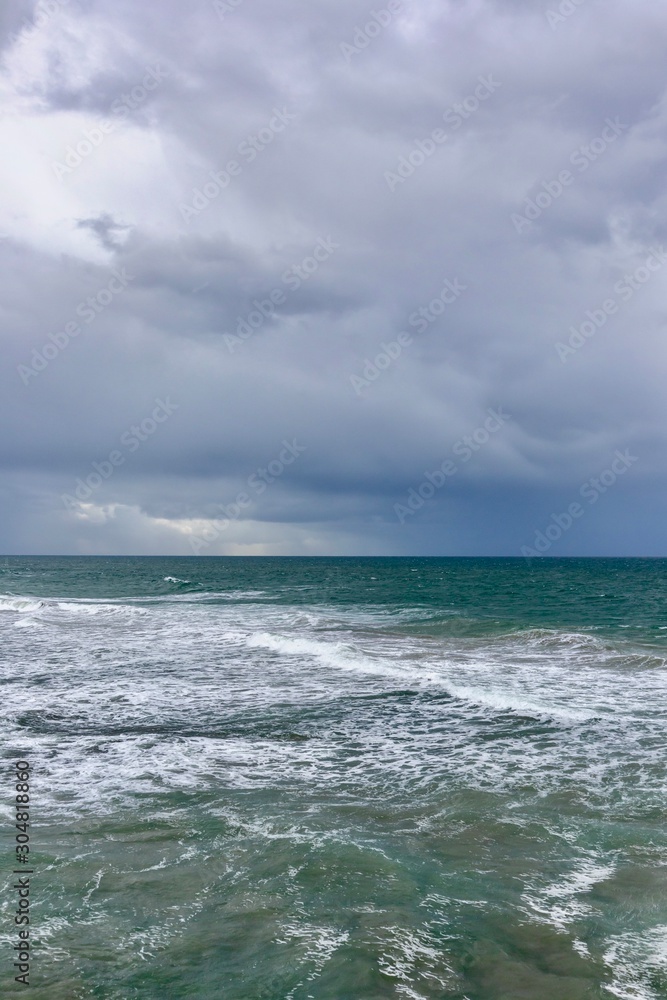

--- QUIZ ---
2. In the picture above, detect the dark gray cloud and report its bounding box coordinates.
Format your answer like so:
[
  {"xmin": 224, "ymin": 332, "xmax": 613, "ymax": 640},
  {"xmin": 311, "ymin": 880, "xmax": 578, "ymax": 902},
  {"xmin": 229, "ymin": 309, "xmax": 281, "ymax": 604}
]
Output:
[{"xmin": 0, "ymin": 0, "xmax": 666, "ymax": 555}]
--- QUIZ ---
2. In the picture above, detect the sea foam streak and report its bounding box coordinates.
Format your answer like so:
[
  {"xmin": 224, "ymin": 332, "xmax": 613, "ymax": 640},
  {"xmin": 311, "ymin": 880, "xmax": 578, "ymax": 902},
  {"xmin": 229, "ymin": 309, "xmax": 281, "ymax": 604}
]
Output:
[{"xmin": 246, "ymin": 630, "xmax": 598, "ymax": 722}]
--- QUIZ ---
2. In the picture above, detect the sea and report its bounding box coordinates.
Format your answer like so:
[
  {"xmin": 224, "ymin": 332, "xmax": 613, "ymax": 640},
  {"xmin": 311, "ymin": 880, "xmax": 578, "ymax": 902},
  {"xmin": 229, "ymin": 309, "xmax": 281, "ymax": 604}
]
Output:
[{"xmin": 1, "ymin": 556, "xmax": 667, "ymax": 1000}]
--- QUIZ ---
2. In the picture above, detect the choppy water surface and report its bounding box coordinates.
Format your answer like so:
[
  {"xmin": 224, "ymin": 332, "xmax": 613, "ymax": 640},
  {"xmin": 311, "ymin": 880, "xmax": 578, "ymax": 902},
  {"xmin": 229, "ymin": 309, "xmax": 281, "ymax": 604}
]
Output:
[{"xmin": 1, "ymin": 557, "xmax": 667, "ymax": 999}]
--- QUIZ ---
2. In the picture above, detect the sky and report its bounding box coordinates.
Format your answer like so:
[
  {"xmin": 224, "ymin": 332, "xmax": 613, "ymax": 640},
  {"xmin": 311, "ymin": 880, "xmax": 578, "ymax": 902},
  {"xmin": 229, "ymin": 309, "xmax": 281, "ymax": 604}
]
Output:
[{"xmin": 1, "ymin": 0, "xmax": 666, "ymax": 556}]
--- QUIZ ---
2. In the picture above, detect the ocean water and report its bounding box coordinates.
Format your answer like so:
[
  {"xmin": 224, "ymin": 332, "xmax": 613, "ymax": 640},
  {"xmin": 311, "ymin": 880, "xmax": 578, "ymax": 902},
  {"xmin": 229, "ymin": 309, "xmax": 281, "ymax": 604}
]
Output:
[{"xmin": 1, "ymin": 556, "xmax": 667, "ymax": 1000}]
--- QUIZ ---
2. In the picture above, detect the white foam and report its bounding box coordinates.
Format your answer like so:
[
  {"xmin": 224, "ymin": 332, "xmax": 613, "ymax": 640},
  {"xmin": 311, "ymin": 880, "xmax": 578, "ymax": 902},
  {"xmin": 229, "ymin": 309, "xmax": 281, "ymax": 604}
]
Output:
[
  {"xmin": 360, "ymin": 640, "xmax": 614, "ymax": 722},
  {"xmin": 0, "ymin": 593, "xmax": 153, "ymax": 623},
  {"xmin": 246, "ymin": 632, "xmax": 405, "ymax": 681},
  {"xmin": 13, "ymin": 616, "xmax": 45, "ymax": 629},
  {"xmin": 440, "ymin": 679, "xmax": 596, "ymax": 723},
  {"xmin": 377, "ymin": 925, "xmax": 457, "ymax": 997},
  {"xmin": 0, "ymin": 594, "xmax": 44, "ymax": 613},
  {"xmin": 279, "ymin": 922, "xmax": 349, "ymax": 997},
  {"xmin": 508, "ymin": 628, "xmax": 607, "ymax": 651},
  {"xmin": 3, "ymin": 592, "xmax": 667, "ymax": 823},
  {"xmin": 53, "ymin": 600, "xmax": 147, "ymax": 618},
  {"xmin": 521, "ymin": 856, "xmax": 616, "ymax": 932},
  {"xmin": 245, "ymin": 631, "xmax": 597, "ymax": 724},
  {"xmin": 603, "ymin": 924, "xmax": 667, "ymax": 1000}
]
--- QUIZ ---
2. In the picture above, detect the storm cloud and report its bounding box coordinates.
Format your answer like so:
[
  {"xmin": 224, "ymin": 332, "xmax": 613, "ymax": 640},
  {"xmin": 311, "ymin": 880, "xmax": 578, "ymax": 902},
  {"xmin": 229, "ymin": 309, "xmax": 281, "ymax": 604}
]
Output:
[{"xmin": 1, "ymin": 0, "xmax": 666, "ymax": 554}]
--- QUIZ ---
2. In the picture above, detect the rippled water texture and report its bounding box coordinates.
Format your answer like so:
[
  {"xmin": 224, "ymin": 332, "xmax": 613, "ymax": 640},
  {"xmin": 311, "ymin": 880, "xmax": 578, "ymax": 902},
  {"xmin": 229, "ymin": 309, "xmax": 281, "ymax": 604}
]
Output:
[{"xmin": 1, "ymin": 557, "xmax": 666, "ymax": 999}]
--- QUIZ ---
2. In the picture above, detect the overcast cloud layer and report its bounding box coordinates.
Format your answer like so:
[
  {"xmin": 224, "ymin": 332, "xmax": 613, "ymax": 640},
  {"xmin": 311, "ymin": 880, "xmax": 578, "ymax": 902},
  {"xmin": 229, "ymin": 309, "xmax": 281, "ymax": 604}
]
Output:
[{"xmin": 1, "ymin": 0, "xmax": 666, "ymax": 555}]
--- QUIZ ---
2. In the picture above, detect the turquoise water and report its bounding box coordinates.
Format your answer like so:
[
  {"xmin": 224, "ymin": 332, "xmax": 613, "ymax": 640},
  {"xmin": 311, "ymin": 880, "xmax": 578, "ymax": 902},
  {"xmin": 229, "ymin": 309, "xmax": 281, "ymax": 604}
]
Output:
[{"xmin": 1, "ymin": 557, "xmax": 667, "ymax": 999}]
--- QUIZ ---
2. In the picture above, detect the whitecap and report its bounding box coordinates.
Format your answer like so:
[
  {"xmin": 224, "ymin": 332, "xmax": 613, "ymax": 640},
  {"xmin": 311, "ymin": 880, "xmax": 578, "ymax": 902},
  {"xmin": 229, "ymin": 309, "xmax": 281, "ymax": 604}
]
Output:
[{"xmin": 0, "ymin": 594, "xmax": 45, "ymax": 613}]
